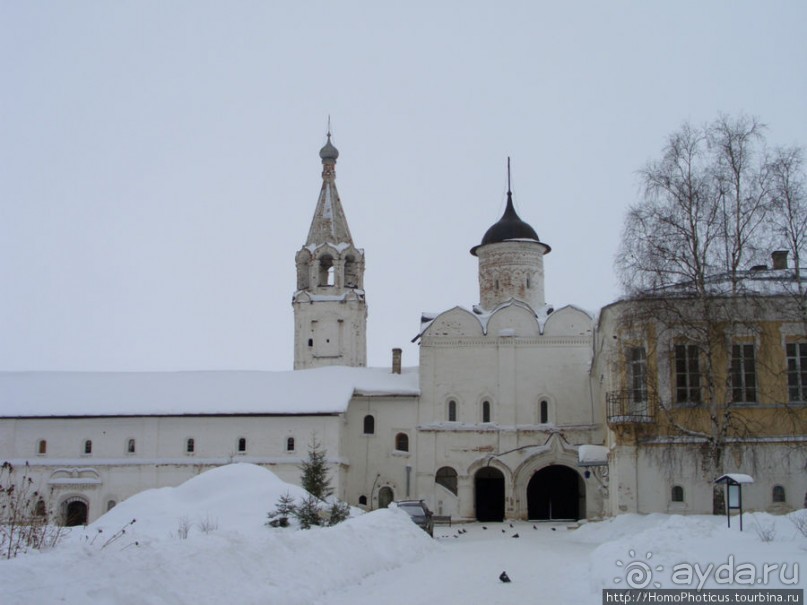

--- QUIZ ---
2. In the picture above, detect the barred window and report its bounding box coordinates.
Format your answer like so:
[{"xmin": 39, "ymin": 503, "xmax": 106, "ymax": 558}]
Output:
[
  {"xmin": 674, "ymin": 345, "xmax": 700, "ymax": 404},
  {"xmin": 395, "ymin": 432, "xmax": 409, "ymax": 452},
  {"xmin": 786, "ymin": 343, "xmax": 807, "ymax": 402},
  {"xmin": 730, "ymin": 344, "xmax": 757, "ymax": 403}
]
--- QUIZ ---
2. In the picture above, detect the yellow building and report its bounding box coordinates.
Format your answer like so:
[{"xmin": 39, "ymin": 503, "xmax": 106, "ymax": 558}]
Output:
[{"xmin": 596, "ymin": 256, "xmax": 807, "ymax": 515}]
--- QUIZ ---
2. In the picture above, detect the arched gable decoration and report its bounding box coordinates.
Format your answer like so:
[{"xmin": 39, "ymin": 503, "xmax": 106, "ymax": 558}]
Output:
[{"xmin": 542, "ymin": 305, "xmax": 594, "ymax": 336}]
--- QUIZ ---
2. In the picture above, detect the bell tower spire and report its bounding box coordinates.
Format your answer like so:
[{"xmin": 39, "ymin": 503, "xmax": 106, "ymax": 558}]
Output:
[{"xmin": 292, "ymin": 131, "xmax": 367, "ymax": 370}]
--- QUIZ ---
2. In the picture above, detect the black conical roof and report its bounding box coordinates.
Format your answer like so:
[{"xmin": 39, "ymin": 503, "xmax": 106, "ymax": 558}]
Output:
[{"xmin": 470, "ymin": 191, "xmax": 550, "ymax": 256}]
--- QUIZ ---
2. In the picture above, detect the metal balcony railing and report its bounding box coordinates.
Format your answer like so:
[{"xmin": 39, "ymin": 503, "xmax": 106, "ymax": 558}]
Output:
[{"xmin": 606, "ymin": 390, "xmax": 656, "ymax": 425}]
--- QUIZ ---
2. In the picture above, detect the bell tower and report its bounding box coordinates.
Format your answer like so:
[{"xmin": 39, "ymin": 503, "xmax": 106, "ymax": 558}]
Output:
[{"xmin": 293, "ymin": 132, "xmax": 367, "ymax": 369}]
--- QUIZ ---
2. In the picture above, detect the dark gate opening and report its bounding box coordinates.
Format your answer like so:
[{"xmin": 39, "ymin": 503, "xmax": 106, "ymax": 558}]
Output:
[
  {"xmin": 65, "ymin": 500, "xmax": 88, "ymax": 526},
  {"xmin": 475, "ymin": 467, "xmax": 505, "ymax": 522},
  {"xmin": 527, "ymin": 465, "xmax": 584, "ymax": 521}
]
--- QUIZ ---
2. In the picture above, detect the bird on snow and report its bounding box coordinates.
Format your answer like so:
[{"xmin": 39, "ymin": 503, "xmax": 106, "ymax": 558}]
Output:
[
  {"xmin": 551, "ymin": 527, "xmax": 556, "ymax": 531},
  {"xmin": 501, "ymin": 529, "xmax": 506, "ymax": 533},
  {"xmin": 511, "ymin": 533, "xmax": 520, "ymax": 538},
  {"xmin": 482, "ymin": 526, "xmax": 488, "ymax": 530},
  {"xmin": 533, "ymin": 524, "xmax": 538, "ymax": 530},
  {"xmin": 509, "ymin": 523, "xmax": 513, "ymax": 528},
  {"xmin": 499, "ymin": 571, "xmax": 511, "ymax": 583}
]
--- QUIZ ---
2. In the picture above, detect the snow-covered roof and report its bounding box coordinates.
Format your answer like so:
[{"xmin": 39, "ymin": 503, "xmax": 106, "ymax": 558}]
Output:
[
  {"xmin": 414, "ymin": 299, "xmax": 593, "ymax": 342},
  {"xmin": 0, "ymin": 366, "xmax": 420, "ymax": 418},
  {"xmin": 715, "ymin": 473, "xmax": 754, "ymax": 485},
  {"xmin": 639, "ymin": 268, "xmax": 807, "ymax": 298}
]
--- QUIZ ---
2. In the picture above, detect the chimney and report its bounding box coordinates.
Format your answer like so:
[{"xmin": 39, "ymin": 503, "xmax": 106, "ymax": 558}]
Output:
[
  {"xmin": 772, "ymin": 250, "xmax": 789, "ymax": 270},
  {"xmin": 392, "ymin": 348, "xmax": 402, "ymax": 374}
]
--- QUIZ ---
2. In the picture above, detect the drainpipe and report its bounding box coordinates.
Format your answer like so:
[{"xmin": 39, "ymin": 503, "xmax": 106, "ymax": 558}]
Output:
[{"xmin": 406, "ymin": 464, "xmax": 412, "ymax": 497}]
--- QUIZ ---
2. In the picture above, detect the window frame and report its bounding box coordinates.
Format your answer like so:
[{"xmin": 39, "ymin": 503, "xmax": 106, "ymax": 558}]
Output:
[
  {"xmin": 540, "ymin": 399, "xmax": 549, "ymax": 424},
  {"xmin": 786, "ymin": 342, "xmax": 807, "ymax": 403},
  {"xmin": 447, "ymin": 399, "xmax": 457, "ymax": 422},
  {"xmin": 730, "ymin": 343, "xmax": 757, "ymax": 404},
  {"xmin": 363, "ymin": 414, "xmax": 375, "ymax": 435},
  {"xmin": 395, "ymin": 432, "xmax": 409, "ymax": 452},
  {"xmin": 627, "ymin": 346, "xmax": 648, "ymax": 404},
  {"xmin": 674, "ymin": 344, "xmax": 701, "ymax": 405}
]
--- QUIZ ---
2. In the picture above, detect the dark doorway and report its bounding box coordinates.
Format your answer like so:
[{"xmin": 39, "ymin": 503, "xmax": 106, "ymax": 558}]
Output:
[
  {"xmin": 65, "ymin": 500, "xmax": 88, "ymax": 526},
  {"xmin": 475, "ymin": 467, "xmax": 505, "ymax": 522},
  {"xmin": 378, "ymin": 486, "xmax": 394, "ymax": 509},
  {"xmin": 527, "ymin": 465, "xmax": 584, "ymax": 520}
]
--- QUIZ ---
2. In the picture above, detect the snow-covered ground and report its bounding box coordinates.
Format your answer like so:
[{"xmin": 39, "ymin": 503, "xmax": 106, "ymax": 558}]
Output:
[{"xmin": 2, "ymin": 464, "xmax": 805, "ymax": 604}]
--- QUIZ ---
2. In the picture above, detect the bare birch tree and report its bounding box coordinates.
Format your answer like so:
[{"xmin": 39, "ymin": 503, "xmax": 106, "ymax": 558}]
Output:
[{"xmin": 614, "ymin": 115, "xmax": 807, "ymax": 511}]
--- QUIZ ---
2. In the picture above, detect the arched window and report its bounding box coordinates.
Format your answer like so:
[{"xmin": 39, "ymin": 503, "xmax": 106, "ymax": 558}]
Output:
[
  {"xmin": 38, "ymin": 440, "xmax": 47, "ymax": 455},
  {"xmin": 671, "ymin": 485, "xmax": 684, "ymax": 502},
  {"xmin": 107, "ymin": 500, "xmax": 117, "ymax": 512},
  {"xmin": 772, "ymin": 485, "xmax": 786, "ymax": 503},
  {"xmin": 448, "ymin": 400, "xmax": 457, "ymax": 422},
  {"xmin": 84, "ymin": 440, "xmax": 92, "ymax": 455},
  {"xmin": 435, "ymin": 466, "xmax": 458, "ymax": 495},
  {"xmin": 363, "ymin": 414, "xmax": 375, "ymax": 435},
  {"xmin": 540, "ymin": 400, "xmax": 549, "ymax": 424},
  {"xmin": 318, "ymin": 255, "xmax": 335, "ymax": 286},
  {"xmin": 238, "ymin": 437, "xmax": 247, "ymax": 453},
  {"xmin": 395, "ymin": 433, "xmax": 409, "ymax": 452},
  {"xmin": 482, "ymin": 400, "xmax": 491, "ymax": 423},
  {"xmin": 127, "ymin": 438, "xmax": 136, "ymax": 454},
  {"xmin": 34, "ymin": 499, "xmax": 47, "ymax": 518},
  {"xmin": 358, "ymin": 495, "xmax": 367, "ymax": 506},
  {"xmin": 186, "ymin": 438, "xmax": 195, "ymax": 454},
  {"xmin": 344, "ymin": 255, "xmax": 358, "ymax": 288},
  {"xmin": 286, "ymin": 437, "xmax": 295, "ymax": 452}
]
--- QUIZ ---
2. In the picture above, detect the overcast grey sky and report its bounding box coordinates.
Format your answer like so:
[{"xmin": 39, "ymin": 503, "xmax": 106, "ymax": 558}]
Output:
[{"xmin": 1, "ymin": 2, "xmax": 805, "ymax": 372}]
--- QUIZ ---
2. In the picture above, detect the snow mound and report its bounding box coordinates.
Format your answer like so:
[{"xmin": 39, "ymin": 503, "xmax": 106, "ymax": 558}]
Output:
[
  {"xmin": 89, "ymin": 463, "xmax": 311, "ymax": 539},
  {"xmin": 585, "ymin": 512, "xmax": 806, "ymax": 592},
  {"xmin": 0, "ymin": 464, "xmax": 439, "ymax": 605}
]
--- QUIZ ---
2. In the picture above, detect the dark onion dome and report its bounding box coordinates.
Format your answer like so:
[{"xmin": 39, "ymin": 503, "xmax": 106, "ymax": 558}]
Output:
[
  {"xmin": 470, "ymin": 191, "xmax": 551, "ymax": 256},
  {"xmin": 319, "ymin": 133, "xmax": 339, "ymax": 161}
]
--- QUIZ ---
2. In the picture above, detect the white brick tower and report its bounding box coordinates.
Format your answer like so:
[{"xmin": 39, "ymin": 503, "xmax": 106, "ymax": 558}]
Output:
[
  {"xmin": 292, "ymin": 133, "xmax": 367, "ymax": 369},
  {"xmin": 470, "ymin": 160, "xmax": 551, "ymax": 312}
]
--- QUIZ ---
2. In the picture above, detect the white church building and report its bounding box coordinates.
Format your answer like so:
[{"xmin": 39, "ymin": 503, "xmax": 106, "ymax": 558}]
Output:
[{"xmin": 1, "ymin": 135, "xmax": 804, "ymax": 525}]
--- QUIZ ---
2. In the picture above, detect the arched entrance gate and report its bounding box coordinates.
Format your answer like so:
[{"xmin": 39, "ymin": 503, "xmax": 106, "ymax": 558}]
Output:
[
  {"xmin": 527, "ymin": 465, "xmax": 585, "ymax": 520},
  {"xmin": 474, "ymin": 467, "xmax": 505, "ymax": 522}
]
